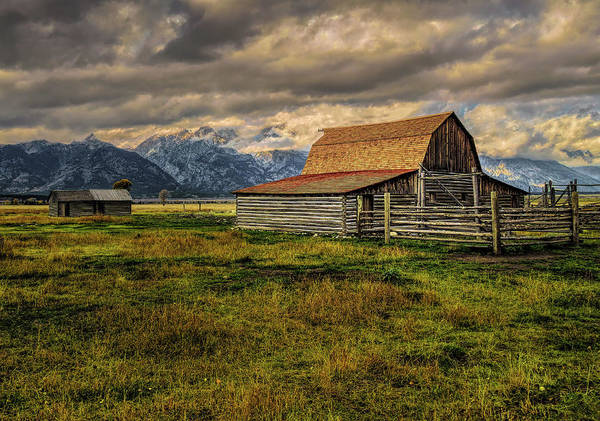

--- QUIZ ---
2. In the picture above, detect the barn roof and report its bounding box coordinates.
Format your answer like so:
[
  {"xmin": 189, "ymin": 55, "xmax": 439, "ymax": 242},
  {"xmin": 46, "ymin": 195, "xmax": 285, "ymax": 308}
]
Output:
[
  {"xmin": 234, "ymin": 169, "xmax": 416, "ymax": 195},
  {"xmin": 302, "ymin": 112, "xmax": 453, "ymax": 175},
  {"xmin": 50, "ymin": 189, "xmax": 132, "ymax": 201}
]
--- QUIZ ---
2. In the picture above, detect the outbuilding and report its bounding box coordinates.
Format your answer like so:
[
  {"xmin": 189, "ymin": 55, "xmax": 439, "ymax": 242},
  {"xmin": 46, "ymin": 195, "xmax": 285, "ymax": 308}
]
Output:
[
  {"xmin": 48, "ymin": 189, "xmax": 132, "ymax": 217},
  {"xmin": 234, "ymin": 112, "xmax": 526, "ymax": 234}
]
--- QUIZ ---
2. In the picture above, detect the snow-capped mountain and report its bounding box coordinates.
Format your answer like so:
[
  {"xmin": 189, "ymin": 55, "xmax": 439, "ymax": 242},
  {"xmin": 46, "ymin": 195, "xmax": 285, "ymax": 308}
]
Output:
[
  {"xmin": 134, "ymin": 127, "xmax": 307, "ymax": 194},
  {"xmin": 0, "ymin": 134, "xmax": 178, "ymax": 195},
  {"xmin": 480, "ymin": 155, "xmax": 600, "ymax": 192}
]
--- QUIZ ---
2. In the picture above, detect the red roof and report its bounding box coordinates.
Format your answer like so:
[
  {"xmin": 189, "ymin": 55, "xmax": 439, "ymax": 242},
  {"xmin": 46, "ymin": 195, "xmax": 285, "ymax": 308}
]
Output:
[
  {"xmin": 234, "ymin": 169, "xmax": 416, "ymax": 195},
  {"xmin": 303, "ymin": 112, "xmax": 452, "ymax": 174}
]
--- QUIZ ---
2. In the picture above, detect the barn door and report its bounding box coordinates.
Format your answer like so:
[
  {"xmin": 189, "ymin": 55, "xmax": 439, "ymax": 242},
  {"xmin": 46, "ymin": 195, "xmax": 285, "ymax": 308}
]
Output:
[
  {"xmin": 98, "ymin": 203, "xmax": 105, "ymax": 215},
  {"xmin": 362, "ymin": 195, "xmax": 374, "ymax": 228},
  {"xmin": 59, "ymin": 202, "xmax": 66, "ymax": 216}
]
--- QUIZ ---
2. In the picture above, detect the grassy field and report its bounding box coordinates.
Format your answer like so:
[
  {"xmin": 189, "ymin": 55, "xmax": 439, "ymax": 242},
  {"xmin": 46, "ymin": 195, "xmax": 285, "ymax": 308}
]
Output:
[{"xmin": 0, "ymin": 204, "xmax": 599, "ymax": 420}]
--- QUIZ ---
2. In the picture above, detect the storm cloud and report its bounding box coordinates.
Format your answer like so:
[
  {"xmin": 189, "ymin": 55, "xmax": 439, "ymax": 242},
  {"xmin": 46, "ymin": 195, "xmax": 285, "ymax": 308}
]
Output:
[{"xmin": 0, "ymin": 0, "xmax": 599, "ymax": 165}]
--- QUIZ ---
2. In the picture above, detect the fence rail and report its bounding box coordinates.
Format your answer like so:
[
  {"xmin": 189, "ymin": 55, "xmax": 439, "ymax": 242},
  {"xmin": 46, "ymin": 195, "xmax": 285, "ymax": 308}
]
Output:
[{"xmin": 358, "ymin": 192, "xmax": 599, "ymax": 254}]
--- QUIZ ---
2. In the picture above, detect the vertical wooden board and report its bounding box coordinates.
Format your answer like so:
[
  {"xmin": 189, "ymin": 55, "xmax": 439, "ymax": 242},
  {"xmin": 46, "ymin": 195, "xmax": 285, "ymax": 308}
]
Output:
[
  {"xmin": 491, "ymin": 192, "xmax": 501, "ymax": 255},
  {"xmin": 572, "ymin": 192, "xmax": 579, "ymax": 245},
  {"xmin": 384, "ymin": 192, "xmax": 390, "ymax": 244}
]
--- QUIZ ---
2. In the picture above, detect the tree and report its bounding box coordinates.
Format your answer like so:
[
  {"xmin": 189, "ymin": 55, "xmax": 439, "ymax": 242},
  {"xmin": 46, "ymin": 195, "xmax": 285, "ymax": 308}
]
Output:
[
  {"xmin": 159, "ymin": 189, "xmax": 169, "ymax": 206},
  {"xmin": 113, "ymin": 179, "xmax": 132, "ymax": 191}
]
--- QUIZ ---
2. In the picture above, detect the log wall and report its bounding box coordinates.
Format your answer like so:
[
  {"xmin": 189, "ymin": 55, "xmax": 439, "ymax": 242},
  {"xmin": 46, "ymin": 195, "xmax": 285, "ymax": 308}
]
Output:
[
  {"xmin": 49, "ymin": 201, "xmax": 131, "ymax": 217},
  {"xmin": 236, "ymin": 195, "xmax": 346, "ymax": 234}
]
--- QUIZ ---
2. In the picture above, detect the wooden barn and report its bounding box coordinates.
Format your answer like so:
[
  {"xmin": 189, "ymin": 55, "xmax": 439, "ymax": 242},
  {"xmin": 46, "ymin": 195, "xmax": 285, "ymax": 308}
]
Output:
[
  {"xmin": 48, "ymin": 189, "xmax": 132, "ymax": 217},
  {"xmin": 234, "ymin": 112, "xmax": 526, "ymax": 234}
]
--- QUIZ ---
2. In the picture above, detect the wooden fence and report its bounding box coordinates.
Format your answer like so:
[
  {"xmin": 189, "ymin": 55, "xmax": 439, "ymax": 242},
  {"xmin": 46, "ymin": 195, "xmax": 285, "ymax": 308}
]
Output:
[{"xmin": 358, "ymin": 192, "xmax": 600, "ymax": 254}]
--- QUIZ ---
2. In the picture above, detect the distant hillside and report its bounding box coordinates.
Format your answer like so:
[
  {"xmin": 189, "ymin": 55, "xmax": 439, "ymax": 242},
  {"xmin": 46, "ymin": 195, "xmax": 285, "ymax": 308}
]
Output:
[
  {"xmin": 0, "ymin": 135, "xmax": 178, "ymax": 196},
  {"xmin": 573, "ymin": 166, "xmax": 600, "ymax": 181},
  {"xmin": 134, "ymin": 127, "xmax": 307, "ymax": 195},
  {"xmin": 480, "ymin": 155, "xmax": 600, "ymax": 192}
]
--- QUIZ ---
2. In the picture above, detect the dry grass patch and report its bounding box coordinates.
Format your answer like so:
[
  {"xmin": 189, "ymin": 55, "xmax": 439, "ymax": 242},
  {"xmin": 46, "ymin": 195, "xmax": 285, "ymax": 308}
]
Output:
[{"xmin": 291, "ymin": 280, "xmax": 433, "ymax": 325}]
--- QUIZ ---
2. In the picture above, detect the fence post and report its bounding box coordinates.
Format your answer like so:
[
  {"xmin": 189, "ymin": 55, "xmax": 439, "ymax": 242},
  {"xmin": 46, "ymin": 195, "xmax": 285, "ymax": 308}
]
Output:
[
  {"xmin": 491, "ymin": 191, "xmax": 501, "ymax": 255},
  {"xmin": 543, "ymin": 183, "xmax": 548, "ymax": 207},
  {"xmin": 549, "ymin": 180, "xmax": 555, "ymax": 207},
  {"xmin": 572, "ymin": 191, "xmax": 579, "ymax": 246},
  {"xmin": 356, "ymin": 195, "xmax": 362, "ymax": 237},
  {"xmin": 384, "ymin": 192, "xmax": 390, "ymax": 244},
  {"xmin": 418, "ymin": 169, "xmax": 426, "ymax": 207},
  {"xmin": 471, "ymin": 168, "xmax": 480, "ymax": 207},
  {"xmin": 341, "ymin": 195, "xmax": 347, "ymax": 235}
]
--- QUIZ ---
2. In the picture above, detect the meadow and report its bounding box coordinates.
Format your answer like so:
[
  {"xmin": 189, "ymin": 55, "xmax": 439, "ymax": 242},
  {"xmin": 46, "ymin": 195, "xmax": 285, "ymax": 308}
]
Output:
[{"xmin": 0, "ymin": 204, "xmax": 599, "ymax": 420}]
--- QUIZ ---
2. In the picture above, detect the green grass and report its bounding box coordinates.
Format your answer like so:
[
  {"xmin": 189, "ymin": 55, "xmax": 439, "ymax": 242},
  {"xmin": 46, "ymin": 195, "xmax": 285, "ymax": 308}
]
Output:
[{"xmin": 1, "ymin": 206, "xmax": 599, "ymax": 420}]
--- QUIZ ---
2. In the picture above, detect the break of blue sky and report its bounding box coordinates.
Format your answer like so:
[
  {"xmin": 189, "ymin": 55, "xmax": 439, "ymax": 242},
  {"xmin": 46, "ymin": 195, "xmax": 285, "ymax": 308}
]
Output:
[{"xmin": 0, "ymin": 0, "xmax": 599, "ymax": 165}]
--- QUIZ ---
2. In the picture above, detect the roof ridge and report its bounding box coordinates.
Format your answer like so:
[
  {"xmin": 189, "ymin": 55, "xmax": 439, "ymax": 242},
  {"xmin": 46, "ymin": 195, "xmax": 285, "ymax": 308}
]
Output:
[
  {"xmin": 312, "ymin": 133, "xmax": 431, "ymax": 146},
  {"xmin": 322, "ymin": 111, "xmax": 453, "ymax": 131}
]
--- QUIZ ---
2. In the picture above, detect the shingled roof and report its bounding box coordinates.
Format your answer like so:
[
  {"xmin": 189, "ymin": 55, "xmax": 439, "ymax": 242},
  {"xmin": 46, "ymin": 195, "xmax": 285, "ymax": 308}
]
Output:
[
  {"xmin": 234, "ymin": 169, "xmax": 416, "ymax": 195},
  {"xmin": 302, "ymin": 112, "xmax": 452, "ymax": 175},
  {"xmin": 50, "ymin": 189, "xmax": 132, "ymax": 201}
]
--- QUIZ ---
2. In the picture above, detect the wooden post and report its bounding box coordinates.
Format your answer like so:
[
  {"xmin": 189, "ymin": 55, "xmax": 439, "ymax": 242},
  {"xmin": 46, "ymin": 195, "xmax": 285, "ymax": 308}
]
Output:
[
  {"xmin": 573, "ymin": 179, "xmax": 578, "ymax": 192},
  {"xmin": 572, "ymin": 191, "xmax": 579, "ymax": 246},
  {"xmin": 419, "ymin": 172, "xmax": 426, "ymax": 207},
  {"xmin": 527, "ymin": 185, "xmax": 531, "ymax": 207},
  {"xmin": 341, "ymin": 195, "xmax": 347, "ymax": 235},
  {"xmin": 384, "ymin": 192, "xmax": 390, "ymax": 244},
  {"xmin": 549, "ymin": 180, "xmax": 555, "ymax": 207},
  {"xmin": 491, "ymin": 191, "xmax": 501, "ymax": 255},
  {"xmin": 471, "ymin": 168, "xmax": 480, "ymax": 207},
  {"xmin": 198, "ymin": 202, "xmax": 202, "ymax": 212},
  {"xmin": 356, "ymin": 195, "xmax": 362, "ymax": 237},
  {"xmin": 543, "ymin": 183, "xmax": 548, "ymax": 207},
  {"xmin": 183, "ymin": 202, "xmax": 186, "ymax": 211}
]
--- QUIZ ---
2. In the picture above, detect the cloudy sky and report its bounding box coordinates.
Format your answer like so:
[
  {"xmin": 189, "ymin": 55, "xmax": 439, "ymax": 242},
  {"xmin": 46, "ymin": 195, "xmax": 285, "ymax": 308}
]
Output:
[{"xmin": 1, "ymin": 0, "xmax": 599, "ymax": 164}]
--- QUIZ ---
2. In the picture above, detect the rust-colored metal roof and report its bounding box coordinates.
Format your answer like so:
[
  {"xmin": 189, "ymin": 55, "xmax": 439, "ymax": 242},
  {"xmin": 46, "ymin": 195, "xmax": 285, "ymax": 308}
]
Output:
[
  {"xmin": 302, "ymin": 112, "xmax": 452, "ymax": 175},
  {"xmin": 234, "ymin": 169, "xmax": 416, "ymax": 195}
]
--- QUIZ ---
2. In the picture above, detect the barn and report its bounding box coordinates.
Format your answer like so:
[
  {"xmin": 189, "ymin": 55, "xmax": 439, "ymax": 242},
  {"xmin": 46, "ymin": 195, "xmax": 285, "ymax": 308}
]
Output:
[
  {"xmin": 48, "ymin": 189, "xmax": 132, "ymax": 217},
  {"xmin": 234, "ymin": 112, "xmax": 526, "ymax": 234}
]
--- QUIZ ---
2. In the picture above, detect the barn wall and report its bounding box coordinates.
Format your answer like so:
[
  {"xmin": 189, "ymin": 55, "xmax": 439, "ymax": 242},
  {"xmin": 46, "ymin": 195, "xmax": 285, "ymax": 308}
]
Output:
[
  {"xmin": 103, "ymin": 201, "xmax": 132, "ymax": 216},
  {"xmin": 424, "ymin": 115, "xmax": 480, "ymax": 173},
  {"xmin": 69, "ymin": 201, "xmax": 96, "ymax": 217},
  {"xmin": 236, "ymin": 195, "xmax": 346, "ymax": 234},
  {"xmin": 48, "ymin": 197, "xmax": 58, "ymax": 216},
  {"xmin": 356, "ymin": 172, "xmax": 417, "ymax": 195}
]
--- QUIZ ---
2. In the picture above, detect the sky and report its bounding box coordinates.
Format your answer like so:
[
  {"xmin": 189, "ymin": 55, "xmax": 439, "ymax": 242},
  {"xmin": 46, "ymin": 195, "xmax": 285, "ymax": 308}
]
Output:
[{"xmin": 0, "ymin": 0, "xmax": 599, "ymax": 165}]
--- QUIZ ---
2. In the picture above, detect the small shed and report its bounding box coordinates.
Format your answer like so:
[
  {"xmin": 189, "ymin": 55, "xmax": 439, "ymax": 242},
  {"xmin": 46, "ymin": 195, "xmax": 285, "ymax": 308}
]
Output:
[
  {"xmin": 48, "ymin": 189, "xmax": 132, "ymax": 217},
  {"xmin": 234, "ymin": 112, "xmax": 526, "ymax": 234}
]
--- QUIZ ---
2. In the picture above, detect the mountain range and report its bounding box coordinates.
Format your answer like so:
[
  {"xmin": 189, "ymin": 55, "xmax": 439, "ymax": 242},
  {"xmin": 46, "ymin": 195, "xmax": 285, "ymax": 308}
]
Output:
[{"xmin": 1, "ymin": 127, "xmax": 599, "ymax": 196}]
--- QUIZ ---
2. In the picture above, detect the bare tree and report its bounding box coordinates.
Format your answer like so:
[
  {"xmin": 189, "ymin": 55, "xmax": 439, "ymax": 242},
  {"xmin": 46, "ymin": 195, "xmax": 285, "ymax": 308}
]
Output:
[{"xmin": 159, "ymin": 189, "xmax": 169, "ymax": 206}]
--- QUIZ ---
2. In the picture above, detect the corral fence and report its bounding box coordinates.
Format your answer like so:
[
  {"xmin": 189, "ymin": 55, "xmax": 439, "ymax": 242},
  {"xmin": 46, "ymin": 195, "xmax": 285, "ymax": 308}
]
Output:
[
  {"xmin": 527, "ymin": 179, "xmax": 600, "ymax": 207},
  {"xmin": 358, "ymin": 192, "xmax": 600, "ymax": 255}
]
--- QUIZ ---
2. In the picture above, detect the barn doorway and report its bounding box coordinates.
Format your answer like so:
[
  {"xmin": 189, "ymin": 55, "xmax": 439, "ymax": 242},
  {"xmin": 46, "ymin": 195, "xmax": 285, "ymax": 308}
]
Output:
[
  {"xmin": 362, "ymin": 195, "xmax": 374, "ymax": 213},
  {"xmin": 59, "ymin": 202, "xmax": 70, "ymax": 217}
]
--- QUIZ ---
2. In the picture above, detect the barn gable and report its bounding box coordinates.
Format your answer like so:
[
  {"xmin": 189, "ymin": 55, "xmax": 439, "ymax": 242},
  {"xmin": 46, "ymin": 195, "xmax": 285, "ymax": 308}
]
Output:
[{"xmin": 423, "ymin": 113, "xmax": 481, "ymax": 173}]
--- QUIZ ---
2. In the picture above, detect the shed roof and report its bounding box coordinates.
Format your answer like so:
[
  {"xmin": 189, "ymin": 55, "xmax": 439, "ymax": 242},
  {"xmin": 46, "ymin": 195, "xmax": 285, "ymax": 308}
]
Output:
[
  {"xmin": 302, "ymin": 112, "xmax": 452, "ymax": 175},
  {"xmin": 50, "ymin": 189, "xmax": 132, "ymax": 201},
  {"xmin": 234, "ymin": 169, "xmax": 416, "ymax": 195}
]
